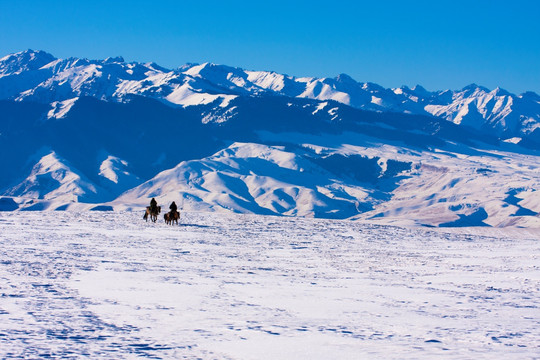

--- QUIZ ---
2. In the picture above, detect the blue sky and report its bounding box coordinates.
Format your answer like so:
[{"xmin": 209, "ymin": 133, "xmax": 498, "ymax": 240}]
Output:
[{"xmin": 0, "ymin": 0, "xmax": 539, "ymax": 93}]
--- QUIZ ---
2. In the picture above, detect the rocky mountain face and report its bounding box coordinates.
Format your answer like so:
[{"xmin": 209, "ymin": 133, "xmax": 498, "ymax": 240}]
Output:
[{"xmin": 0, "ymin": 50, "xmax": 539, "ymax": 227}]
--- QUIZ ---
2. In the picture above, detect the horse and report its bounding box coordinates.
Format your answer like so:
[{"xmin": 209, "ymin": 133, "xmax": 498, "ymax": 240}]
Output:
[
  {"xmin": 164, "ymin": 210, "xmax": 180, "ymax": 225},
  {"xmin": 143, "ymin": 205, "xmax": 161, "ymax": 222}
]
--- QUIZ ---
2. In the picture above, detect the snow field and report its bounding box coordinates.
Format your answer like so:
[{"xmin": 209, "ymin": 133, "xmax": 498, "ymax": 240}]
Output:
[{"xmin": 0, "ymin": 211, "xmax": 539, "ymax": 359}]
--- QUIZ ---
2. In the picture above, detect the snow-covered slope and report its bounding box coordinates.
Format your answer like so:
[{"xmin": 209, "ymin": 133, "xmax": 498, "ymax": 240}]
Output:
[
  {"xmin": 2, "ymin": 148, "xmax": 141, "ymax": 210},
  {"xmin": 423, "ymin": 85, "xmax": 540, "ymax": 137},
  {"xmin": 1, "ymin": 50, "xmax": 539, "ymax": 227},
  {"xmin": 1, "ymin": 50, "xmax": 539, "ymax": 137},
  {"xmin": 97, "ymin": 152, "xmax": 141, "ymax": 195},
  {"xmin": 0, "ymin": 49, "xmax": 55, "ymax": 77},
  {"xmin": 1, "ymin": 211, "xmax": 539, "ymax": 358},
  {"xmin": 114, "ymin": 142, "xmax": 409, "ymax": 218},
  {"xmin": 112, "ymin": 140, "xmax": 540, "ymax": 227},
  {"xmin": 4, "ymin": 150, "xmax": 102, "ymax": 207}
]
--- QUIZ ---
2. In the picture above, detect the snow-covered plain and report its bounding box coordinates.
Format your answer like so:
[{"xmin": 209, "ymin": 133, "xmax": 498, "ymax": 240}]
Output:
[{"xmin": 1, "ymin": 211, "xmax": 538, "ymax": 359}]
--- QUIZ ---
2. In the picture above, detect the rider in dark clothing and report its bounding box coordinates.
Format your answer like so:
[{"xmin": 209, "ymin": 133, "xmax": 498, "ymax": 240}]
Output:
[
  {"xmin": 150, "ymin": 198, "xmax": 157, "ymax": 212},
  {"xmin": 169, "ymin": 201, "xmax": 177, "ymax": 214}
]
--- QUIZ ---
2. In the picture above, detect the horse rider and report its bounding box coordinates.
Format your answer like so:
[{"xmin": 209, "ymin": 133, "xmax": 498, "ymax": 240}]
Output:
[
  {"xmin": 169, "ymin": 201, "xmax": 178, "ymax": 215},
  {"xmin": 150, "ymin": 197, "xmax": 158, "ymax": 213}
]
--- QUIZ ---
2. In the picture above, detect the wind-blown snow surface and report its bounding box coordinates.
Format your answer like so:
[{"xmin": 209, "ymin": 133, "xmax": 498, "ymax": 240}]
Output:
[{"xmin": 1, "ymin": 211, "xmax": 538, "ymax": 359}]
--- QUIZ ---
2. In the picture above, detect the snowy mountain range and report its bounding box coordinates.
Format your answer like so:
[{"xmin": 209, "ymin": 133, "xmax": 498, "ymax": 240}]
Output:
[
  {"xmin": 2, "ymin": 50, "xmax": 539, "ymax": 138},
  {"xmin": 0, "ymin": 50, "xmax": 539, "ymax": 227}
]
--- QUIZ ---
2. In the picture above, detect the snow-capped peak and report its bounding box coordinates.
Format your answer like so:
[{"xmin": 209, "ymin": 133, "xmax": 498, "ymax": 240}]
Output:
[
  {"xmin": 103, "ymin": 56, "xmax": 125, "ymax": 64},
  {"xmin": 0, "ymin": 49, "xmax": 56, "ymax": 77},
  {"xmin": 335, "ymin": 73, "xmax": 357, "ymax": 84},
  {"xmin": 410, "ymin": 84, "xmax": 432, "ymax": 97},
  {"xmin": 460, "ymin": 83, "xmax": 490, "ymax": 95},
  {"xmin": 491, "ymin": 86, "xmax": 511, "ymax": 96}
]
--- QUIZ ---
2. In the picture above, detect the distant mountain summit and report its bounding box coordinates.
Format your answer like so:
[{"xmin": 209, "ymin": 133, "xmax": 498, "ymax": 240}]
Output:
[
  {"xmin": 0, "ymin": 50, "xmax": 539, "ymax": 227},
  {"xmin": 0, "ymin": 49, "xmax": 56, "ymax": 76}
]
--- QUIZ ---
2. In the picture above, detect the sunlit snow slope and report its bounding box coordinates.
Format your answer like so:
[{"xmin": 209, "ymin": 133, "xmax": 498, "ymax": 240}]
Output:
[
  {"xmin": 110, "ymin": 139, "xmax": 540, "ymax": 227},
  {"xmin": 0, "ymin": 50, "xmax": 539, "ymax": 227},
  {"xmin": 0, "ymin": 212, "xmax": 538, "ymax": 359}
]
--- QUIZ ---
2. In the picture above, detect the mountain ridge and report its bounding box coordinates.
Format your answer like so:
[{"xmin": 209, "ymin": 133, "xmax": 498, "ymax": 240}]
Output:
[
  {"xmin": 1, "ymin": 50, "xmax": 539, "ymax": 139},
  {"xmin": 0, "ymin": 50, "xmax": 539, "ymax": 227}
]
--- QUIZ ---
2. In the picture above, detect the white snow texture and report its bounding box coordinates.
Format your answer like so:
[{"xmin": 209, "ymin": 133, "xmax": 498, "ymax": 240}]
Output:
[{"xmin": 0, "ymin": 211, "xmax": 538, "ymax": 359}]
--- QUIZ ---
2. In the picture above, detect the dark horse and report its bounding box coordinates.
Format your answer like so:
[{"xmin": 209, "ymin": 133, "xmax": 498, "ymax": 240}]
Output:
[
  {"xmin": 164, "ymin": 210, "xmax": 180, "ymax": 225},
  {"xmin": 143, "ymin": 206, "xmax": 161, "ymax": 222}
]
